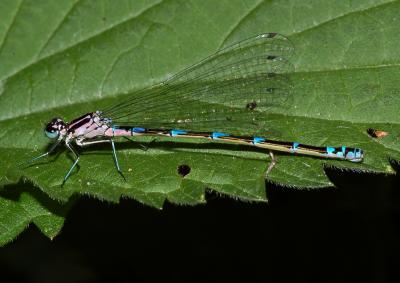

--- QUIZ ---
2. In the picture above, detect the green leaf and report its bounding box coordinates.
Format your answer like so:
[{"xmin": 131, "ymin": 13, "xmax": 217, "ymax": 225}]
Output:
[
  {"xmin": 1, "ymin": 0, "xmax": 399, "ymax": 228},
  {"xmin": 0, "ymin": 182, "xmax": 72, "ymax": 247},
  {"xmin": 0, "ymin": 154, "xmax": 73, "ymax": 246}
]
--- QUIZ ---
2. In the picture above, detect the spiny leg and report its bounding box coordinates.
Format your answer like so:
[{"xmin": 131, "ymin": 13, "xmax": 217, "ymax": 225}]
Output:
[
  {"xmin": 110, "ymin": 139, "xmax": 126, "ymax": 181},
  {"xmin": 63, "ymin": 142, "xmax": 80, "ymax": 185},
  {"xmin": 80, "ymin": 139, "xmax": 126, "ymax": 181},
  {"xmin": 265, "ymin": 151, "xmax": 277, "ymax": 177},
  {"xmin": 22, "ymin": 139, "xmax": 62, "ymax": 166},
  {"xmin": 122, "ymin": 136, "xmax": 157, "ymax": 151}
]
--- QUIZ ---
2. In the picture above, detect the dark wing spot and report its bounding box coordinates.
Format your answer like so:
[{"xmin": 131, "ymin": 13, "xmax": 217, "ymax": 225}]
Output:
[
  {"xmin": 246, "ymin": 101, "xmax": 257, "ymax": 110},
  {"xmin": 267, "ymin": 55, "xmax": 277, "ymax": 60},
  {"xmin": 178, "ymin": 165, "xmax": 191, "ymax": 177},
  {"xmin": 266, "ymin": 32, "xmax": 277, "ymax": 38}
]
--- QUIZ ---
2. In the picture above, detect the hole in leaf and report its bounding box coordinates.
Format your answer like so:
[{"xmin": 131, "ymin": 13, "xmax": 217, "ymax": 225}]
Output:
[{"xmin": 177, "ymin": 164, "xmax": 191, "ymax": 177}]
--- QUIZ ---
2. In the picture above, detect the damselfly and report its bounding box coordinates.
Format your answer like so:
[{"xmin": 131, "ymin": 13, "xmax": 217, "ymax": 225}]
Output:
[{"xmin": 26, "ymin": 33, "xmax": 364, "ymax": 184}]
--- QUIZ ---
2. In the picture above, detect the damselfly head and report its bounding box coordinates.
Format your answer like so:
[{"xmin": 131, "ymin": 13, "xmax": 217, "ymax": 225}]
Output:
[{"xmin": 44, "ymin": 118, "xmax": 66, "ymax": 139}]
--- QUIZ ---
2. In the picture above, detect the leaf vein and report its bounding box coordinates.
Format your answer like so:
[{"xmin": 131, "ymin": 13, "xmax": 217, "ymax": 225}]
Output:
[
  {"xmin": 218, "ymin": 0, "xmax": 264, "ymax": 48},
  {"xmin": 289, "ymin": 0, "xmax": 398, "ymax": 38},
  {"xmin": 37, "ymin": 0, "xmax": 81, "ymax": 58},
  {"xmin": 1, "ymin": 0, "xmax": 163, "ymax": 82},
  {"xmin": 0, "ymin": 0, "xmax": 24, "ymax": 55}
]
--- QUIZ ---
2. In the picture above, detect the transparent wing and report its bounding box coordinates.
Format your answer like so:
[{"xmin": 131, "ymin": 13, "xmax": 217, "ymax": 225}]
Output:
[{"xmin": 102, "ymin": 33, "xmax": 294, "ymax": 134}]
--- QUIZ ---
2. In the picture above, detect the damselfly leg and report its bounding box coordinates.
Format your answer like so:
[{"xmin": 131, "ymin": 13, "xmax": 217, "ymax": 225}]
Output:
[
  {"xmin": 122, "ymin": 136, "xmax": 158, "ymax": 151},
  {"xmin": 78, "ymin": 139, "xmax": 126, "ymax": 181},
  {"xmin": 63, "ymin": 142, "xmax": 80, "ymax": 185},
  {"xmin": 22, "ymin": 139, "xmax": 62, "ymax": 166},
  {"xmin": 266, "ymin": 151, "xmax": 277, "ymax": 176}
]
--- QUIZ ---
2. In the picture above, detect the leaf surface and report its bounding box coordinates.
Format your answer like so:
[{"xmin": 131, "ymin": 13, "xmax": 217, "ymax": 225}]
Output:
[{"xmin": 0, "ymin": 0, "xmax": 399, "ymax": 243}]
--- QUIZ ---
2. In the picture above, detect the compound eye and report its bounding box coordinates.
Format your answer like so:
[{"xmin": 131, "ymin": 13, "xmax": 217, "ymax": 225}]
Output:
[{"xmin": 45, "ymin": 129, "xmax": 59, "ymax": 139}]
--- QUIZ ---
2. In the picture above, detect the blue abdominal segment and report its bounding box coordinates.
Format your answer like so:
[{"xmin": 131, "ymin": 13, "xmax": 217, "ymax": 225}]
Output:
[
  {"xmin": 253, "ymin": 137, "xmax": 265, "ymax": 144},
  {"xmin": 291, "ymin": 142, "xmax": 300, "ymax": 153},
  {"xmin": 326, "ymin": 147, "xmax": 336, "ymax": 155},
  {"xmin": 170, "ymin": 129, "xmax": 188, "ymax": 137},
  {"xmin": 211, "ymin": 132, "xmax": 230, "ymax": 139},
  {"xmin": 132, "ymin": 127, "xmax": 146, "ymax": 133}
]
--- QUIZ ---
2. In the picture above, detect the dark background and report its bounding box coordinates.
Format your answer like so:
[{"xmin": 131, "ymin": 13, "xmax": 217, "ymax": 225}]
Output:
[{"xmin": 0, "ymin": 164, "xmax": 399, "ymax": 283}]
